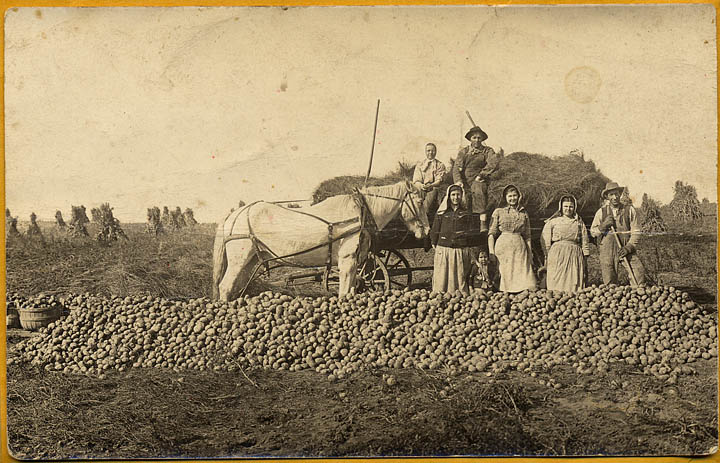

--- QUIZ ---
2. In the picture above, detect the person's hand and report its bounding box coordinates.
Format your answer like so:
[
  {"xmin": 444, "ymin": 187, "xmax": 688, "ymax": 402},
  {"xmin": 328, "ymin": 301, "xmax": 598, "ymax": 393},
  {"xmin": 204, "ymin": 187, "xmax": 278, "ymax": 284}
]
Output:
[
  {"xmin": 618, "ymin": 244, "xmax": 635, "ymax": 259},
  {"xmin": 600, "ymin": 216, "xmax": 615, "ymax": 232}
]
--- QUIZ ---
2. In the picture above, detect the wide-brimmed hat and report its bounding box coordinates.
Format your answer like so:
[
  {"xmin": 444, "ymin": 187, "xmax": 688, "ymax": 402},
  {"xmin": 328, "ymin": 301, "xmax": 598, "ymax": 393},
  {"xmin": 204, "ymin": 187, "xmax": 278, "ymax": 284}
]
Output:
[
  {"xmin": 464, "ymin": 126, "xmax": 488, "ymax": 142},
  {"xmin": 601, "ymin": 182, "xmax": 625, "ymax": 199}
]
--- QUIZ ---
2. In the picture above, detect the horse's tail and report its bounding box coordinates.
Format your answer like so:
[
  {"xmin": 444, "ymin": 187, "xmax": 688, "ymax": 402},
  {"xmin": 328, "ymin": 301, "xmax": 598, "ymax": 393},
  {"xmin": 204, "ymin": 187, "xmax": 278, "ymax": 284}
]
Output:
[{"xmin": 212, "ymin": 220, "xmax": 228, "ymax": 300}]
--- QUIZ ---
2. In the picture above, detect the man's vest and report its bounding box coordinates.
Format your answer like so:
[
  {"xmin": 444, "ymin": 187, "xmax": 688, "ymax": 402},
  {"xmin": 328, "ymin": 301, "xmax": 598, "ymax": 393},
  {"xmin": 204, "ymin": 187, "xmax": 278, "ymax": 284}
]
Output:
[{"xmin": 599, "ymin": 205, "xmax": 632, "ymax": 246}]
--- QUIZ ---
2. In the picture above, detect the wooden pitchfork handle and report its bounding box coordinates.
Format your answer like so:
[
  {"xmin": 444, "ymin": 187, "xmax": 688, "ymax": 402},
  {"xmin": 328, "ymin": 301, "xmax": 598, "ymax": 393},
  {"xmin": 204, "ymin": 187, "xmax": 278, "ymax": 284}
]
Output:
[
  {"xmin": 610, "ymin": 224, "xmax": 639, "ymax": 286},
  {"xmin": 465, "ymin": 110, "xmax": 477, "ymax": 127}
]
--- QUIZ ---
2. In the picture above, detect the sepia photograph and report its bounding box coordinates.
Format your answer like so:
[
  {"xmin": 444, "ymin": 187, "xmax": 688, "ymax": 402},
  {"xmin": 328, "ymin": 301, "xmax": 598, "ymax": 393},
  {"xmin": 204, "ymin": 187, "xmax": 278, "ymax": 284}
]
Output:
[{"xmin": 4, "ymin": 4, "xmax": 718, "ymax": 459}]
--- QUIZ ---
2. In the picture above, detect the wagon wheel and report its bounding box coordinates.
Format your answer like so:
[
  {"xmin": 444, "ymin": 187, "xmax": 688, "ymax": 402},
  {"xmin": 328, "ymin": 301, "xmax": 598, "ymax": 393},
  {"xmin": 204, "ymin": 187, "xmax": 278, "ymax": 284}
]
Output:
[
  {"xmin": 376, "ymin": 249, "xmax": 412, "ymax": 290},
  {"xmin": 322, "ymin": 252, "xmax": 390, "ymax": 293},
  {"xmin": 357, "ymin": 252, "xmax": 390, "ymax": 292}
]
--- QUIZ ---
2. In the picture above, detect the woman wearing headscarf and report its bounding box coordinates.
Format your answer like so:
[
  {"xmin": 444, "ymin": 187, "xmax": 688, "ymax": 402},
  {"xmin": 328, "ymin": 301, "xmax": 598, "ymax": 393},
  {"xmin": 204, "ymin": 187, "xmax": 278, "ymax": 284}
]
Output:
[
  {"xmin": 430, "ymin": 184, "xmax": 479, "ymax": 294},
  {"xmin": 541, "ymin": 195, "xmax": 591, "ymax": 292},
  {"xmin": 488, "ymin": 184, "xmax": 537, "ymax": 293}
]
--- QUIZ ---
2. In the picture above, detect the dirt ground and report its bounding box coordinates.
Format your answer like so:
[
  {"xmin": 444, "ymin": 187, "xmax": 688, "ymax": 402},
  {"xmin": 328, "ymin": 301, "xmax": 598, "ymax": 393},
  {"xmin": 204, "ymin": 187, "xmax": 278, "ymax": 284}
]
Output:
[
  {"xmin": 5, "ymin": 352, "xmax": 717, "ymax": 459},
  {"xmin": 5, "ymin": 228, "xmax": 718, "ymax": 458}
]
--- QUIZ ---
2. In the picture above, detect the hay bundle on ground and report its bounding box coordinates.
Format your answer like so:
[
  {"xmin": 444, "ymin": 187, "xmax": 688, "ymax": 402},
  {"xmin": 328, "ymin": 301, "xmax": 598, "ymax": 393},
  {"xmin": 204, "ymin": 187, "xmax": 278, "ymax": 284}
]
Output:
[
  {"xmin": 172, "ymin": 207, "xmax": 187, "ymax": 228},
  {"xmin": 669, "ymin": 180, "xmax": 703, "ymax": 223},
  {"xmin": 54, "ymin": 211, "xmax": 66, "ymax": 229},
  {"xmin": 96, "ymin": 203, "xmax": 128, "ymax": 243},
  {"xmin": 90, "ymin": 207, "xmax": 102, "ymax": 224},
  {"xmin": 161, "ymin": 206, "xmax": 178, "ymax": 232},
  {"xmin": 146, "ymin": 207, "xmax": 164, "ymax": 235},
  {"xmin": 183, "ymin": 208, "xmax": 198, "ymax": 227},
  {"xmin": 6, "ymin": 209, "xmax": 20, "ymax": 241},
  {"xmin": 68, "ymin": 206, "xmax": 90, "ymax": 237},
  {"xmin": 640, "ymin": 193, "xmax": 668, "ymax": 233},
  {"xmin": 26, "ymin": 212, "xmax": 44, "ymax": 243}
]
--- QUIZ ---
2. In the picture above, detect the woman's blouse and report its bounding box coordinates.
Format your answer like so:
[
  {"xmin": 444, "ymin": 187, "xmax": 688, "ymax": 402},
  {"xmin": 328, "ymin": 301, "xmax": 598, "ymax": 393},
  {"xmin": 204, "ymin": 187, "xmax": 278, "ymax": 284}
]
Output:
[
  {"xmin": 489, "ymin": 206, "xmax": 531, "ymax": 239},
  {"xmin": 541, "ymin": 216, "xmax": 591, "ymax": 256},
  {"xmin": 430, "ymin": 208, "xmax": 483, "ymax": 248}
]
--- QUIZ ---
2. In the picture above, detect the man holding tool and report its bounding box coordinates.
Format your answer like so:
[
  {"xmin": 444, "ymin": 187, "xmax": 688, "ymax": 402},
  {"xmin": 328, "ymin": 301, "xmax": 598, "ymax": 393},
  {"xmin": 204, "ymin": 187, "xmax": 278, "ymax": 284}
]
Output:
[
  {"xmin": 590, "ymin": 182, "xmax": 645, "ymax": 286},
  {"xmin": 452, "ymin": 112, "xmax": 499, "ymax": 232}
]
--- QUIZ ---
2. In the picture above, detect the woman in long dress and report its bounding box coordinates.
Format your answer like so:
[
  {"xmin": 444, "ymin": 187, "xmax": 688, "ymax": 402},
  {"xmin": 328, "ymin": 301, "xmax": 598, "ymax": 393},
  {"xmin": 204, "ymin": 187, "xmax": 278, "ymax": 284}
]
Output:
[
  {"xmin": 430, "ymin": 184, "xmax": 477, "ymax": 294},
  {"xmin": 488, "ymin": 184, "xmax": 537, "ymax": 293},
  {"xmin": 541, "ymin": 195, "xmax": 591, "ymax": 292}
]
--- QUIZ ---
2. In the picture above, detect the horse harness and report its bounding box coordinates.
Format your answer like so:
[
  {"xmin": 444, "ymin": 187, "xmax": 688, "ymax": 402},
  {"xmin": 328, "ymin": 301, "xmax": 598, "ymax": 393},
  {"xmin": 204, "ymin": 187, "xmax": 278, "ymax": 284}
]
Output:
[{"xmin": 219, "ymin": 186, "xmax": 422, "ymax": 292}]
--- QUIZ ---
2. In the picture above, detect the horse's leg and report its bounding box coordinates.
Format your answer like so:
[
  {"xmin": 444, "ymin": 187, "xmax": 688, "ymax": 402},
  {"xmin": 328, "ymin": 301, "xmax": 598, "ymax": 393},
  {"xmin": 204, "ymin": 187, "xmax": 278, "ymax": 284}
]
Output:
[
  {"xmin": 337, "ymin": 235, "xmax": 361, "ymax": 296},
  {"xmin": 218, "ymin": 240, "xmax": 257, "ymax": 301}
]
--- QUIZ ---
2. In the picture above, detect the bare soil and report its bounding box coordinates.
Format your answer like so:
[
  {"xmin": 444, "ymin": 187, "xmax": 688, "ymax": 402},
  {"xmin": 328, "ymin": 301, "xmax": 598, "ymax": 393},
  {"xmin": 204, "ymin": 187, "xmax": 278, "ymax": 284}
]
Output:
[{"xmin": 5, "ymin": 226, "xmax": 718, "ymax": 458}]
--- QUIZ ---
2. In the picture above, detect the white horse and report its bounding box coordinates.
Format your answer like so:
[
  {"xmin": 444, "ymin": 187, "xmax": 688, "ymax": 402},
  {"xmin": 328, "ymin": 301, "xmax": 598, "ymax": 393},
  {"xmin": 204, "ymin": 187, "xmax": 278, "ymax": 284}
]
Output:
[{"xmin": 212, "ymin": 180, "xmax": 429, "ymax": 301}]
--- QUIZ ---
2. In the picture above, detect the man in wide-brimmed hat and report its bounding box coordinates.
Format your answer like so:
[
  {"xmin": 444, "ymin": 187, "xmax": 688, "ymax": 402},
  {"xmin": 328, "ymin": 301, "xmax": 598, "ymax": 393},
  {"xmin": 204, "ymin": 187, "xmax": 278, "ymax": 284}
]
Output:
[
  {"xmin": 451, "ymin": 125, "xmax": 498, "ymax": 232},
  {"xmin": 590, "ymin": 182, "xmax": 645, "ymax": 286}
]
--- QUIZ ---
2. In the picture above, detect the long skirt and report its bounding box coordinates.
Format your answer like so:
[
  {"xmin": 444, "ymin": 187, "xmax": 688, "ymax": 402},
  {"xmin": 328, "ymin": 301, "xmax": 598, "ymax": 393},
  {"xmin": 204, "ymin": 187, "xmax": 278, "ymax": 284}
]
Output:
[
  {"xmin": 546, "ymin": 240, "xmax": 585, "ymax": 293},
  {"xmin": 432, "ymin": 245, "xmax": 474, "ymax": 294},
  {"xmin": 495, "ymin": 232, "xmax": 536, "ymax": 293}
]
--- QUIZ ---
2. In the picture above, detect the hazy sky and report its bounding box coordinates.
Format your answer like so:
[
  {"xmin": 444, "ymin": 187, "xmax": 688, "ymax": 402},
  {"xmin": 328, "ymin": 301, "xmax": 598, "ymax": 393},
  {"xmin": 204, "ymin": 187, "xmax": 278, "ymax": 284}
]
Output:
[{"xmin": 5, "ymin": 5, "xmax": 717, "ymax": 222}]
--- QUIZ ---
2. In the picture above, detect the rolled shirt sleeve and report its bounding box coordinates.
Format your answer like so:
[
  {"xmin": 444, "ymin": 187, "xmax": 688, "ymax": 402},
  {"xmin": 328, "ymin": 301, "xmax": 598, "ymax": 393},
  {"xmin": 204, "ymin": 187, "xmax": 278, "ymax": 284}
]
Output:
[
  {"xmin": 540, "ymin": 220, "xmax": 553, "ymax": 256},
  {"xmin": 488, "ymin": 209, "xmax": 501, "ymax": 238},
  {"xmin": 580, "ymin": 221, "xmax": 591, "ymax": 256},
  {"xmin": 590, "ymin": 208, "xmax": 604, "ymax": 239},
  {"xmin": 412, "ymin": 164, "xmax": 424, "ymax": 186},
  {"xmin": 431, "ymin": 161, "xmax": 447, "ymax": 187}
]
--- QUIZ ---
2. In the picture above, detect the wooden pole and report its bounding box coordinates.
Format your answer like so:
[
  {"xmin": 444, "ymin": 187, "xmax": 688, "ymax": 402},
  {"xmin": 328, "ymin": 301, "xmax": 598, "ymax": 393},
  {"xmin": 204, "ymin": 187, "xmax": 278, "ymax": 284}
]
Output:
[
  {"xmin": 365, "ymin": 99, "xmax": 381, "ymax": 187},
  {"xmin": 610, "ymin": 224, "xmax": 639, "ymax": 286},
  {"xmin": 465, "ymin": 110, "xmax": 477, "ymax": 127}
]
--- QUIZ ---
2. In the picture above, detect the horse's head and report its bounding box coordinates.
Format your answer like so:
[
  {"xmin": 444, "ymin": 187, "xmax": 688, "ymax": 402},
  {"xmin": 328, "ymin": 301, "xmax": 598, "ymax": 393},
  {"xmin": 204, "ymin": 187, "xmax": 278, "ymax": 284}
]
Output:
[{"xmin": 400, "ymin": 180, "xmax": 430, "ymax": 239}]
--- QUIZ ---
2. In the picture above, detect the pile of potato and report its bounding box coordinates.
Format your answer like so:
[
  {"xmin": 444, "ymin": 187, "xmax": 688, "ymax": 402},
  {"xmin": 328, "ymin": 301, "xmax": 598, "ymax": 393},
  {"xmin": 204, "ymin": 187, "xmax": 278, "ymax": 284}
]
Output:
[{"xmin": 10, "ymin": 285, "xmax": 717, "ymax": 382}]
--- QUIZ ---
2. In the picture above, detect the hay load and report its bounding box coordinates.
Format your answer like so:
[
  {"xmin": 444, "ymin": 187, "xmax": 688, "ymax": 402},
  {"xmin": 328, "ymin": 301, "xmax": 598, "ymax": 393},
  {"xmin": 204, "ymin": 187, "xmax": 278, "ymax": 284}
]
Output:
[
  {"xmin": 312, "ymin": 152, "xmax": 610, "ymax": 220},
  {"xmin": 311, "ymin": 162, "xmax": 415, "ymax": 204},
  {"xmin": 485, "ymin": 151, "xmax": 610, "ymax": 219}
]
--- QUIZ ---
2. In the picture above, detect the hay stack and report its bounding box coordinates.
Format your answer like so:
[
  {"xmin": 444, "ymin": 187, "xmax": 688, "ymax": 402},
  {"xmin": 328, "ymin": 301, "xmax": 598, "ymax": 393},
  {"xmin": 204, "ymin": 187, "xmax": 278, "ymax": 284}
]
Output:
[
  {"xmin": 161, "ymin": 206, "xmax": 178, "ymax": 232},
  {"xmin": 183, "ymin": 208, "xmax": 198, "ymax": 227},
  {"xmin": 146, "ymin": 207, "xmax": 164, "ymax": 235},
  {"xmin": 27, "ymin": 212, "xmax": 44, "ymax": 242},
  {"xmin": 640, "ymin": 193, "xmax": 667, "ymax": 233},
  {"xmin": 55, "ymin": 210, "xmax": 66, "ymax": 229},
  {"xmin": 6, "ymin": 209, "xmax": 20, "ymax": 241},
  {"xmin": 173, "ymin": 207, "xmax": 187, "ymax": 228},
  {"xmin": 311, "ymin": 152, "xmax": 610, "ymax": 220},
  {"xmin": 486, "ymin": 151, "xmax": 610, "ymax": 219},
  {"xmin": 90, "ymin": 207, "xmax": 102, "ymax": 224},
  {"xmin": 68, "ymin": 206, "xmax": 90, "ymax": 238},
  {"xmin": 311, "ymin": 162, "xmax": 412, "ymax": 204},
  {"xmin": 96, "ymin": 203, "xmax": 127, "ymax": 243},
  {"xmin": 669, "ymin": 180, "xmax": 703, "ymax": 223}
]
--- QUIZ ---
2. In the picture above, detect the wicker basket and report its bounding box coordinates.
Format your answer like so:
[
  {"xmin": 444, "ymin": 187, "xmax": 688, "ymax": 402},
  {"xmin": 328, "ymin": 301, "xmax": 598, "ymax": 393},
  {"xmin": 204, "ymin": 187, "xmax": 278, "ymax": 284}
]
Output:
[{"xmin": 19, "ymin": 305, "xmax": 61, "ymax": 330}]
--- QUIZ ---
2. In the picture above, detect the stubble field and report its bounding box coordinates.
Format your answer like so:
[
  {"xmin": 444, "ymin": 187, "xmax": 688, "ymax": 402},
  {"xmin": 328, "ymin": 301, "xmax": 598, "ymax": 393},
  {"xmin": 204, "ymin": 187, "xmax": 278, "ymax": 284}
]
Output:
[{"xmin": 5, "ymin": 223, "xmax": 718, "ymax": 458}]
